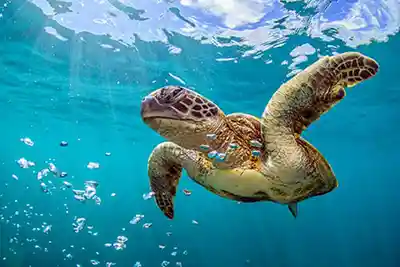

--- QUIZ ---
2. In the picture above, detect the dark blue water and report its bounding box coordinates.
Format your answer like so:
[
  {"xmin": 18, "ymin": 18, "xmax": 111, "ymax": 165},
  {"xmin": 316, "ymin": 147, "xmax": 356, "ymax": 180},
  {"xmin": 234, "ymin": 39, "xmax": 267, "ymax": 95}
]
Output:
[{"xmin": 1, "ymin": 0, "xmax": 400, "ymax": 266}]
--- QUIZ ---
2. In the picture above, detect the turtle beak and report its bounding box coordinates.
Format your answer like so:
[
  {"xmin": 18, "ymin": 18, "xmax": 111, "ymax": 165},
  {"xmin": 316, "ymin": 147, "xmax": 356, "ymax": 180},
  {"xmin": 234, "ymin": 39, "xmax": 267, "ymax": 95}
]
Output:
[
  {"xmin": 141, "ymin": 95, "xmax": 182, "ymax": 122},
  {"xmin": 140, "ymin": 95, "xmax": 162, "ymax": 120}
]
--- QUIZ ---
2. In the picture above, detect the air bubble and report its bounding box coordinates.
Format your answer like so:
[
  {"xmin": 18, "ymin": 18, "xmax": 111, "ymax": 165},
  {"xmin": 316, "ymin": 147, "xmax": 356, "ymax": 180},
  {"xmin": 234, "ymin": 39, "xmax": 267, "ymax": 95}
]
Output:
[
  {"xmin": 250, "ymin": 140, "xmax": 262, "ymax": 148},
  {"xmin": 60, "ymin": 141, "xmax": 68, "ymax": 147},
  {"xmin": 199, "ymin": 144, "xmax": 210, "ymax": 151},
  {"xmin": 207, "ymin": 151, "xmax": 217, "ymax": 159},
  {"xmin": 206, "ymin": 133, "xmax": 217, "ymax": 140},
  {"xmin": 229, "ymin": 143, "xmax": 239, "ymax": 149}
]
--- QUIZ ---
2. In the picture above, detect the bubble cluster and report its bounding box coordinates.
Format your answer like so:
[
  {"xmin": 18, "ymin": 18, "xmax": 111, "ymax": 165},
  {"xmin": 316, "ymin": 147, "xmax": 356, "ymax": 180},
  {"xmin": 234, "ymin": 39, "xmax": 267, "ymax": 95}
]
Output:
[
  {"xmin": 112, "ymin": 235, "xmax": 128, "ymax": 251},
  {"xmin": 2, "ymin": 136, "xmax": 193, "ymax": 266},
  {"xmin": 200, "ymin": 132, "xmax": 263, "ymax": 166},
  {"xmin": 72, "ymin": 181, "xmax": 101, "ymax": 204}
]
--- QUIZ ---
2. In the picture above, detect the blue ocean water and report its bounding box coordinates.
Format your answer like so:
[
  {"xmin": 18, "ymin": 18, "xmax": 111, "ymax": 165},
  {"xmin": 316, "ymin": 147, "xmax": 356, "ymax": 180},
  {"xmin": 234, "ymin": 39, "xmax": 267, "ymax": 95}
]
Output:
[{"xmin": 1, "ymin": 0, "xmax": 400, "ymax": 266}]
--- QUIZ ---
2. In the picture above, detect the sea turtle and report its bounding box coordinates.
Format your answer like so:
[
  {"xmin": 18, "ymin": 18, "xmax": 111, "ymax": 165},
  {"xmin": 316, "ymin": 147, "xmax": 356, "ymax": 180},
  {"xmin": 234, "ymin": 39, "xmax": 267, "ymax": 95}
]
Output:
[{"xmin": 140, "ymin": 52, "xmax": 379, "ymax": 219}]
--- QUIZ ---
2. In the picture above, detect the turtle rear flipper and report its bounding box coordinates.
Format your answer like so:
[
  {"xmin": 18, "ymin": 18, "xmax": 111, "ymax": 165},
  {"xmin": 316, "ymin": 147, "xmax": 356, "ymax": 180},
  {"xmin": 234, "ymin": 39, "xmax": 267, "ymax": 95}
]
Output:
[{"xmin": 288, "ymin": 203, "xmax": 298, "ymax": 218}]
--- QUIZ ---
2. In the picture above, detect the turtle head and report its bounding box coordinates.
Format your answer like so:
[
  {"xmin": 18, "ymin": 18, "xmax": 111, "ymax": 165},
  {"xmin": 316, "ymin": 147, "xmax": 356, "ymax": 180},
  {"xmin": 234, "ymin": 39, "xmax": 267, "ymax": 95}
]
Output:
[{"xmin": 140, "ymin": 85, "xmax": 225, "ymax": 149}]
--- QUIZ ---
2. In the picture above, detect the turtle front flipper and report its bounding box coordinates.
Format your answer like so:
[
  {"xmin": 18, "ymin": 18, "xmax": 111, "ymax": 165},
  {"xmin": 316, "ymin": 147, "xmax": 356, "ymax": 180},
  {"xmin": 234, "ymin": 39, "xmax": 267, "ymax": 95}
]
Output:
[
  {"xmin": 259, "ymin": 52, "xmax": 378, "ymax": 203},
  {"xmin": 147, "ymin": 142, "xmax": 196, "ymax": 219},
  {"xmin": 262, "ymin": 52, "xmax": 379, "ymax": 137}
]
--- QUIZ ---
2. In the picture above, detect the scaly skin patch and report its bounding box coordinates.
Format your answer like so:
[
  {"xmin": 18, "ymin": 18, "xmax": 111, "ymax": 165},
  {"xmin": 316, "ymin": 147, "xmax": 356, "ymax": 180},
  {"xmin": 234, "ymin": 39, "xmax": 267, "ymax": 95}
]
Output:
[{"xmin": 141, "ymin": 52, "xmax": 379, "ymax": 219}]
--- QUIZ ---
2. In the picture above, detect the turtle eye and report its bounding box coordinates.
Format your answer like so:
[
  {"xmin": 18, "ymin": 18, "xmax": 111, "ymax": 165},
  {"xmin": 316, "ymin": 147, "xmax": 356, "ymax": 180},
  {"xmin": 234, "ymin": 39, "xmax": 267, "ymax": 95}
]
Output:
[
  {"xmin": 163, "ymin": 93, "xmax": 173, "ymax": 103},
  {"xmin": 158, "ymin": 86, "xmax": 184, "ymax": 104},
  {"xmin": 172, "ymin": 87, "xmax": 183, "ymax": 97}
]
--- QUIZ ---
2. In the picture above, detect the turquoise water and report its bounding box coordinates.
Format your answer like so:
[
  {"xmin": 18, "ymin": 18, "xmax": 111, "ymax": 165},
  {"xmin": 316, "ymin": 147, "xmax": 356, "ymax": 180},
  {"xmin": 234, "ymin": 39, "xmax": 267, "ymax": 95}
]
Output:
[{"xmin": 1, "ymin": 0, "xmax": 400, "ymax": 266}]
